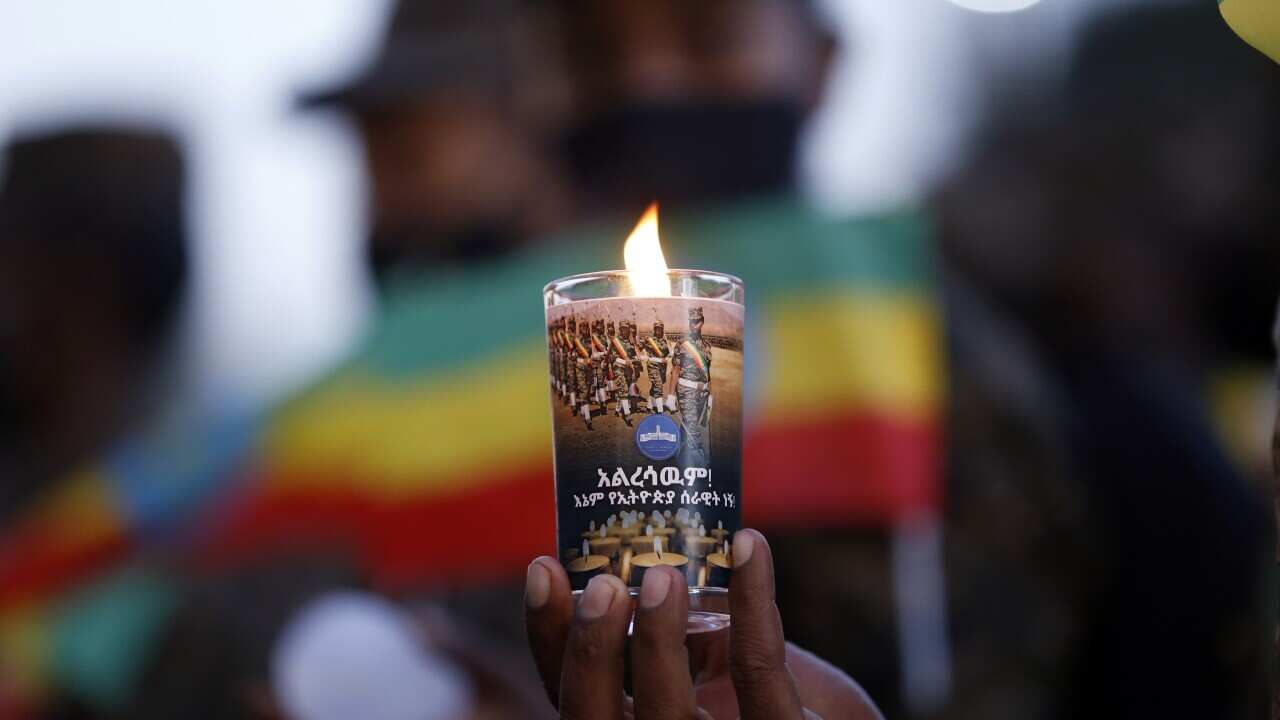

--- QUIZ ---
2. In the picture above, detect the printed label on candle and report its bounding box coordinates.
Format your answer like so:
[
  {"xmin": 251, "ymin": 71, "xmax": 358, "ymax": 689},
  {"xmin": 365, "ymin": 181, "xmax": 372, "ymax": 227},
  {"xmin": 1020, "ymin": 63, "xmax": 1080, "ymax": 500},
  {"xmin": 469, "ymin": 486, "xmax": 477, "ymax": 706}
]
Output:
[{"xmin": 546, "ymin": 297, "xmax": 742, "ymax": 588}]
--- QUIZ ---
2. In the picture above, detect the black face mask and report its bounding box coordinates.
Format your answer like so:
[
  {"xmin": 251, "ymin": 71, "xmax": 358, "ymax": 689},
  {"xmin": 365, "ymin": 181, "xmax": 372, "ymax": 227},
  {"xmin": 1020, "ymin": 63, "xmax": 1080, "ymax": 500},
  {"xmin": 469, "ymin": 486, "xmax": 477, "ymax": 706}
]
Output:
[
  {"xmin": 368, "ymin": 219, "xmax": 524, "ymax": 289},
  {"xmin": 561, "ymin": 99, "xmax": 804, "ymax": 212}
]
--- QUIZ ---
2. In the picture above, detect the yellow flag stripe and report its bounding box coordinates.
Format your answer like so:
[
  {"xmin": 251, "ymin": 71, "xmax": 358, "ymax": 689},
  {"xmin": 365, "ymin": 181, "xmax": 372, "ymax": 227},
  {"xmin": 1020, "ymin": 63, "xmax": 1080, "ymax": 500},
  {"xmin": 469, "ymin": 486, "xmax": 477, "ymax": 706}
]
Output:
[
  {"xmin": 263, "ymin": 357, "xmax": 553, "ymax": 497},
  {"xmin": 761, "ymin": 291, "xmax": 942, "ymax": 423},
  {"xmin": 264, "ymin": 289, "xmax": 939, "ymax": 495}
]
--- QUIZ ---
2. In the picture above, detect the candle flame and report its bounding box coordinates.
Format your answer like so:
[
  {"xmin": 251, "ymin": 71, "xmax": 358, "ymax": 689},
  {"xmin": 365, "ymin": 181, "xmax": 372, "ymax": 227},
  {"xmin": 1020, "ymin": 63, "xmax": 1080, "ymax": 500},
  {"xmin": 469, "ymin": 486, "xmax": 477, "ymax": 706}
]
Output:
[{"xmin": 623, "ymin": 203, "xmax": 671, "ymax": 297}]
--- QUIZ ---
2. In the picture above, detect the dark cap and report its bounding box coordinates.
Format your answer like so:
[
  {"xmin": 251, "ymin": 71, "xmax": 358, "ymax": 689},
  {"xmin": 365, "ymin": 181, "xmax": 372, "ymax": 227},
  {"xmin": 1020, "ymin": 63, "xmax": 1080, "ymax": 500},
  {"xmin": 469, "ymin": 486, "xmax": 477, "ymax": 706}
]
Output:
[
  {"xmin": 688, "ymin": 307, "xmax": 704, "ymax": 323},
  {"xmin": 300, "ymin": 0, "xmax": 521, "ymax": 112}
]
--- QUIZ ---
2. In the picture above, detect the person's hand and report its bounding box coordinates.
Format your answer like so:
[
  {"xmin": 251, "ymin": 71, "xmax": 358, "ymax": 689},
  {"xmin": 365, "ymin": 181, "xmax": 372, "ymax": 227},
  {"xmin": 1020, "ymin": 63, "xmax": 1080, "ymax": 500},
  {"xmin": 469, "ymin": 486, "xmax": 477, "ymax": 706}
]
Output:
[{"xmin": 525, "ymin": 529, "xmax": 883, "ymax": 719}]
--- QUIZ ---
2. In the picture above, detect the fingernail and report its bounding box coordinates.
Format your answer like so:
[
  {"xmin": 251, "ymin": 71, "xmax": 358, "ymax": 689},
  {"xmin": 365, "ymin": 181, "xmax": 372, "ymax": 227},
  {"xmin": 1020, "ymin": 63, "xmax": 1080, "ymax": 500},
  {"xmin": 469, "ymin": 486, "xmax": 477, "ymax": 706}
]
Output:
[
  {"xmin": 526, "ymin": 559, "xmax": 551, "ymax": 609},
  {"xmin": 639, "ymin": 567, "xmax": 672, "ymax": 608},
  {"xmin": 579, "ymin": 575, "xmax": 621, "ymax": 619},
  {"xmin": 732, "ymin": 530, "xmax": 754, "ymax": 568}
]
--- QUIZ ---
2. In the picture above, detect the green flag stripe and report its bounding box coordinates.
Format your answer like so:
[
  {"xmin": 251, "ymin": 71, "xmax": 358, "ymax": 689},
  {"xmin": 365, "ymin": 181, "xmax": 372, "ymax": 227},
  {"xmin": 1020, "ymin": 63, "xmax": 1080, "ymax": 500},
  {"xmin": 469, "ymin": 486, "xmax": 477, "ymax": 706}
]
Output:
[{"xmin": 352, "ymin": 199, "xmax": 932, "ymax": 379}]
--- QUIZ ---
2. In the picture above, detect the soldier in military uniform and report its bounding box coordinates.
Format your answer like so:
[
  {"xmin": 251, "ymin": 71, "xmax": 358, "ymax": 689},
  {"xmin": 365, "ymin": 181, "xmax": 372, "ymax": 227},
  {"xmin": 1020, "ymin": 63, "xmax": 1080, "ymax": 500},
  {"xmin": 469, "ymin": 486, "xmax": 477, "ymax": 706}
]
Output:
[
  {"xmin": 564, "ymin": 319, "xmax": 575, "ymax": 405},
  {"xmin": 605, "ymin": 317, "xmax": 619, "ymax": 398},
  {"xmin": 590, "ymin": 317, "xmax": 610, "ymax": 410},
  {"xmin": 572, "ymin": 315, "xmax": 595, "ymax": 429},
  {"xmin": 672, "ymin": 306, "xmax": 713, "ymax": 465},
  {"xmin": 641, "ymin": 313, "xmax": 671, "ymax": 413},
  {"xmin": 608, "ymin": 319, "xmax": 636, "ymax": 425},
  {"xmin": 627, "ymin": 318, "xmax": 644, "ymax": 411},
  {"xmin": 563, "ymin": 316, "xmax": 577, "ymax": 408}
]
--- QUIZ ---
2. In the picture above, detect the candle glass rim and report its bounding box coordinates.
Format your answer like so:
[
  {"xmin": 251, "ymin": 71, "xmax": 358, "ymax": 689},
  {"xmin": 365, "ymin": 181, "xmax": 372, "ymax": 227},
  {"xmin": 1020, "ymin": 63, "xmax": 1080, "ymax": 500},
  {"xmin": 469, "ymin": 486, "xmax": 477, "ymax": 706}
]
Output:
[{"xmin": 543, "ymin": 268, "xmax": 744, "ymax": 306}]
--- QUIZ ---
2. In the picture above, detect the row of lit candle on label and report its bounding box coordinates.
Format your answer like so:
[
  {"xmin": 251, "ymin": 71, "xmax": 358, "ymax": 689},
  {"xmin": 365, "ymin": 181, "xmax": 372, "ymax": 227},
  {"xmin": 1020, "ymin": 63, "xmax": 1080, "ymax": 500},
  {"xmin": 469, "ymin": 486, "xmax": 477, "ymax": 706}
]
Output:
[{"xmin": 567, "ymin": 509, "xmax": 732, "ymax": 589}]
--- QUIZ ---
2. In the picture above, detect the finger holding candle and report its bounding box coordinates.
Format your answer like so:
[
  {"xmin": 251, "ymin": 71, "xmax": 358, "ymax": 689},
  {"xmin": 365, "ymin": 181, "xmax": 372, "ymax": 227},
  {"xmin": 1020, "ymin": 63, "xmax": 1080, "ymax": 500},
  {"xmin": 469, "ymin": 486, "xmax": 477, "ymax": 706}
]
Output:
[
  {"xmin": 525, "ymin": 556, "xmax": 575, "ymax": 710},
  {"xmin": 727, "ymin": 530, "xmax": 806, "ymax": 720},
  {"xmin": 559, "ymin": 575, "xmax": 631, "ymax": 719},
  {"xmin": 631, "ymin": 566, "xmax": 704, "ymax": 720}
]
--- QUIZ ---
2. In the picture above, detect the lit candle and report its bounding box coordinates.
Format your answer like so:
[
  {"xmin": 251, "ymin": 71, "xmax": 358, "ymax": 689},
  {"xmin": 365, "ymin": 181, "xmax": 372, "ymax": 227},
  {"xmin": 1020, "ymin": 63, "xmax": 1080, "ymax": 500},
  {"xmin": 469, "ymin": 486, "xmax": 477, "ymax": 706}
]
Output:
[
  {"xmin": 589, "ymin": 527, "xmax": 621, "ymax": 560},
  {"xmin": 705, "ymin": 547, "xmax": 732, "ymax": 589},
  {"xmin": 683, "ymin": 524, "xmax": 717, "ymax": 559},
  {"xmin": 710, "ymin": 518, "xmax": 729, "ymax": 544},
  {"xmin": 568, "ymin": 538, "xmax": 611, "ymax": 591},
  {"xmin": 628, "ymin": 547, "xmax": 690, "ymax": 588},
  {"xmin": 627, "ymin": 524, "xmax": 669, "ymax": 552},
  {"xmin": 546, "ymin": 204, "xmax": 745, "ymax": 609}
]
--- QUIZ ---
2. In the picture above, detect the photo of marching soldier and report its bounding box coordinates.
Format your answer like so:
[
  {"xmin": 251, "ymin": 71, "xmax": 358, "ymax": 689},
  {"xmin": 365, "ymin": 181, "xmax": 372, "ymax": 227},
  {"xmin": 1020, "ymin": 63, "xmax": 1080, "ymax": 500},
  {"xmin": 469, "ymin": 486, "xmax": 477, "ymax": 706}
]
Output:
[{"xmin": 546, "ymin": 299, "xmax": 741, "ymax": 447}]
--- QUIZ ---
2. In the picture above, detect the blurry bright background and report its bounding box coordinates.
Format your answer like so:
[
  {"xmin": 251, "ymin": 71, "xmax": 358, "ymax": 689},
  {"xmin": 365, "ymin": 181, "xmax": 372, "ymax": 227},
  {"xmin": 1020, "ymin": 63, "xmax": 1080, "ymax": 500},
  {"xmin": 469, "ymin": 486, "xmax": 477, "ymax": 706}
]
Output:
[{"xmin": 0, "ymin": 0, "xmax": 1163, "ymax": 407}]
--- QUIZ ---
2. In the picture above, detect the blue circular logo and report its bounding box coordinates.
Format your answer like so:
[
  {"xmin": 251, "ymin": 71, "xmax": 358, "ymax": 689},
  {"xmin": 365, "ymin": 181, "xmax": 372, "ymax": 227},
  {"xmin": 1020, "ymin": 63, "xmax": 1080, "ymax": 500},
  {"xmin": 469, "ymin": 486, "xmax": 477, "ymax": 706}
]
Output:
[{"xmin": 635, "ymin": 414, "xmax": 682, "ymax": 461}]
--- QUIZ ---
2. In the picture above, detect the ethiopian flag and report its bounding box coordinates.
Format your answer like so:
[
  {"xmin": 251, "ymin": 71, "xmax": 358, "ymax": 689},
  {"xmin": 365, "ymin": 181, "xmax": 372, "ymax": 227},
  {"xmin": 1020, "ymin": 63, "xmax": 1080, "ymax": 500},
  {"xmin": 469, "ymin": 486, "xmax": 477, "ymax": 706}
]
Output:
[
  {"xmin": 195, "ymin": 197, "xmax": 943, "ymax": 590},
  {"xmin": 0, "ymin": 196, "xmax": 942, "ymax": 712}
]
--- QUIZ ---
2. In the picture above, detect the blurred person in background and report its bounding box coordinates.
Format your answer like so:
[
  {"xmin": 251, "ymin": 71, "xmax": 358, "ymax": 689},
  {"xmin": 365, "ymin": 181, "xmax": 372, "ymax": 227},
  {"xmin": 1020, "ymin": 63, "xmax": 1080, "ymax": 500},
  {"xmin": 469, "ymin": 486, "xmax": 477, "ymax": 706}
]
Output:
[
  {"xmin": 303, "ymin": 0, "xmax": 575, "ymax": 288},
  {"xmin": 935, "ymin": 3, "xmax": 1276, "ymax": 718},
  {"xmin": 0, "ymin": 129, "xmax": 188, "ymax": 521},
  {"xmin": 546, "ymin": 0, "xmax": 834, "ymax": 218},
  {"xmin": 0, "ymin": 128, "xmax": 192, "ymax": 716}
]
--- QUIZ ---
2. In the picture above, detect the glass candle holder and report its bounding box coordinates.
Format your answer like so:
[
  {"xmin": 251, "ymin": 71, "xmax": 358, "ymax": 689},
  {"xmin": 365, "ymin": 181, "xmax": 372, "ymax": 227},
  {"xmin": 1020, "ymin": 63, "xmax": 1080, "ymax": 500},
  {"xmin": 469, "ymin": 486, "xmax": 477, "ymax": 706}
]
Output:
[{"xmin": 544, "ymin": 270, "xmax": 743, "ymax": 633}]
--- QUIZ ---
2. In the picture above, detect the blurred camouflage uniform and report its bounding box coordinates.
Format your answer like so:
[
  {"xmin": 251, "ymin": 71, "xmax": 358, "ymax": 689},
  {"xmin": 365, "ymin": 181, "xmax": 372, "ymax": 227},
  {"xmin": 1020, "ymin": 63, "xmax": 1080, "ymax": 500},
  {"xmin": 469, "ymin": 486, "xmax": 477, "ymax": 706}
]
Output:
[{"xmin": 673, "ymin": 307, "xmax": 712, "ymax": 466}]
